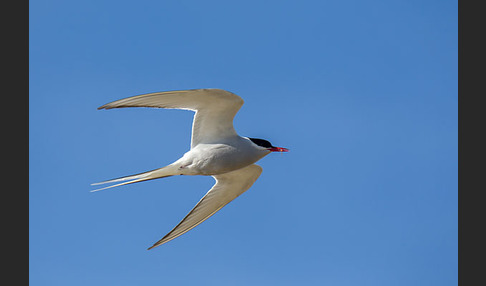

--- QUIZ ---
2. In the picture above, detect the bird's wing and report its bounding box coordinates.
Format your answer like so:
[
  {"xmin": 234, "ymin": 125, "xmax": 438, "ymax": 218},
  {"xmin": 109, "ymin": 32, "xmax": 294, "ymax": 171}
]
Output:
[
  {"xmin": 148, "ymin": 164, "xmax": 263, "ymax": 249},
  {"xmin": 98, "ymin": 88, "xmax": 244, "ymax": 148}
]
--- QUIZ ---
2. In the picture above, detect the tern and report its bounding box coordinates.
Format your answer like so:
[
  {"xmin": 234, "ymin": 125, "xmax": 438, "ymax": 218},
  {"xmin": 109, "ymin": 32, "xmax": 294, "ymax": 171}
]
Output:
[{"xmin": 92, "ymin": 88, "xmax": 288, "ymax": 249}]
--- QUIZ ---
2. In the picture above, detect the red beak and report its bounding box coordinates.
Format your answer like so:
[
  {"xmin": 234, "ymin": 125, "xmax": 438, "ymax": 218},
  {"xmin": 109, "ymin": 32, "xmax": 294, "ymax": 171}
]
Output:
[{"xmin": 269, "ymin": 147, "xmax": 289, "ymax": 152}]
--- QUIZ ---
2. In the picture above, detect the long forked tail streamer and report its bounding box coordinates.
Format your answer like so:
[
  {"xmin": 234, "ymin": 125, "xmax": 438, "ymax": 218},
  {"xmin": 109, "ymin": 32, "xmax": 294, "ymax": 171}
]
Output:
[{"xmin": 91, "ymin": 165, "xmax": 176, "ymax": 192}]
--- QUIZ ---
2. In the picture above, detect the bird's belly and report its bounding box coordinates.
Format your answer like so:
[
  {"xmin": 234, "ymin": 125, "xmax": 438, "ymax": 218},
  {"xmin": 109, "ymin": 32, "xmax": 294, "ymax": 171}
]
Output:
[
  {"xmin": 179, "ymin": 144, "xmax": 267, "ymax": 176},
  {"xmin": 201, "ymin": 153, "xmax": 258, "ymax": 175}
]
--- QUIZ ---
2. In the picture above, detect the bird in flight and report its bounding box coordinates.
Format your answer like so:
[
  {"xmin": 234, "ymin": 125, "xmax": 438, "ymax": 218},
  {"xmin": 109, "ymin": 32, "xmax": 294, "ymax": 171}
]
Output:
[{"xmin": 92, "ymin": 88, "xmax": 288, "ymax": 249}]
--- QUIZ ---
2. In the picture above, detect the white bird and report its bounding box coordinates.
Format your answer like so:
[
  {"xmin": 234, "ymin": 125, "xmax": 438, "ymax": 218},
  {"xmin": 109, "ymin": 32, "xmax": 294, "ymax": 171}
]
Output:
[{"xmin": 92, "ymin": 88, "xmax": 288, "ymax": 249}]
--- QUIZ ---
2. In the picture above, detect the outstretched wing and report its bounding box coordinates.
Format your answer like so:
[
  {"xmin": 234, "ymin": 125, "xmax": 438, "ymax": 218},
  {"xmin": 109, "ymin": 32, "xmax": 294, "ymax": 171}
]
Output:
[
  {"xmin": 98, "ymin": 88, "xmax": 244, "ymax": 148},
  {"xmin": 147, "ymin": 164, "xmax": 263, "ymax": 249}
]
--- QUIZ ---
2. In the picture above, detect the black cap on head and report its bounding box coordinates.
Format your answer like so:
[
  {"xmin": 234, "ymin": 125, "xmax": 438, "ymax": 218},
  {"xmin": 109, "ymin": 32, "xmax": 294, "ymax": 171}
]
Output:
[{"xmin": 249, "ymin": 138, "xmax": 273, "ymax": 148}]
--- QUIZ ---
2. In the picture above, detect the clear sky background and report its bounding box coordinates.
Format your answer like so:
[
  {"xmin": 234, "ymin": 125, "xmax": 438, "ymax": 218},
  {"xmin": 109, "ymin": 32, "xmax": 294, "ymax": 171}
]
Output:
[{"xmin": 29, "ymin": 0, "xmax": 457, "ymax": 285}]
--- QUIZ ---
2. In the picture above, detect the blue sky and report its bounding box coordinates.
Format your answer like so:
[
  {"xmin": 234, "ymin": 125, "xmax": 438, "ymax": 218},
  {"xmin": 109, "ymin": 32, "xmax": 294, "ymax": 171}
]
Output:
[{"xmin": 30, "ymin": 0, "xmax": 457, "ymax": 285}]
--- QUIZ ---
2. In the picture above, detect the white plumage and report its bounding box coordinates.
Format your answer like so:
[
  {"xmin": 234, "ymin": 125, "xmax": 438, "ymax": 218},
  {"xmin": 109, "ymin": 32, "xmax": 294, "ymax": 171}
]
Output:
[{"xmin": 92, "ymin": 88, "xmax": 288, "ymax": 249}]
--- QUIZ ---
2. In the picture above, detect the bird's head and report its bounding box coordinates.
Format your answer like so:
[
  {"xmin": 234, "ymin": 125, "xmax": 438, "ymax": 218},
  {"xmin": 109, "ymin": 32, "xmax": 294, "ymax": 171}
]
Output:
[{"xmin": 248, "ymin": 138, "xmax": 289, "ymax": 152}]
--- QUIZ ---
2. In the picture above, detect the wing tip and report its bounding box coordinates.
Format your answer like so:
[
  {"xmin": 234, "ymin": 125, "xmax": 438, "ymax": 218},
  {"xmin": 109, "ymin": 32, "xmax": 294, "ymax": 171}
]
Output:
[
  {"xmin": 147, "ymin": 241, "xmax": 164, "ymax": 250},
  {"xmin": 97, "ymin": 104, "xmax": 112, "ymax": 110}
]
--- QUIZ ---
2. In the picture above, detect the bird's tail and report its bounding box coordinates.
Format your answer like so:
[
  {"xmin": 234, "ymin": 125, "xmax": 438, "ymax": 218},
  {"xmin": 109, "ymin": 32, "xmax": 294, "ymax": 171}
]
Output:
[{"xmin": 91, "ymin": 165, "xmax": 178, "ymax": 192}]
